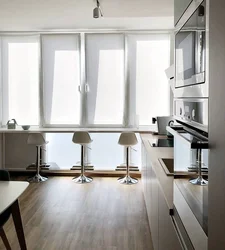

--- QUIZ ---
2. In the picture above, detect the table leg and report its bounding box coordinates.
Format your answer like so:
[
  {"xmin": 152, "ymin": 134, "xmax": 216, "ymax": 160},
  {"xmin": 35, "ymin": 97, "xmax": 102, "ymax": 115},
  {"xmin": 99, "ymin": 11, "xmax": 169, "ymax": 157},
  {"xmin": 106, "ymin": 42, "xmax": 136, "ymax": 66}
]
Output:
[
  {"xmin": 0, "ymin": 227, "xmax": 11, "ymax": 250},
  {"xmin": 11, "ymin": 199, "xmax": 27, "ymax": 250}
]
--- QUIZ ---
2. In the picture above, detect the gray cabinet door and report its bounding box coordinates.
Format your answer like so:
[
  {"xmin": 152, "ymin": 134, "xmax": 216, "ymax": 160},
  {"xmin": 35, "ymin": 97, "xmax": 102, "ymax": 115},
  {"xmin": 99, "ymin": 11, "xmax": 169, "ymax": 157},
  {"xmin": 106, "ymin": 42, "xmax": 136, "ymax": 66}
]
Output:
[
  {"xmin": 158, "ymin": 188, "xmax": 183, "ymax": 250},
  {"xmin": 174, "ymin": 0, "xmax": 193, "ymax": 25}
]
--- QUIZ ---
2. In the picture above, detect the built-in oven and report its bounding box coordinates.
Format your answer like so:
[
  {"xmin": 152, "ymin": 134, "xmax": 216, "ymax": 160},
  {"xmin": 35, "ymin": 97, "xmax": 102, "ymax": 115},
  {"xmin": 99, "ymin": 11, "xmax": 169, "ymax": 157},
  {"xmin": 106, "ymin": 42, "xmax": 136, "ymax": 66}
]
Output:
[
  {"xmin": 167, "ymin": 122, "xmax": 209, "ymax": 236},
  {"xmin": 167, "ymin": 97, "xmax": 209, "ymax": 236},
  {"xmin": 173, "ymin": 0, "xmax": 208, "ymax": 98}
]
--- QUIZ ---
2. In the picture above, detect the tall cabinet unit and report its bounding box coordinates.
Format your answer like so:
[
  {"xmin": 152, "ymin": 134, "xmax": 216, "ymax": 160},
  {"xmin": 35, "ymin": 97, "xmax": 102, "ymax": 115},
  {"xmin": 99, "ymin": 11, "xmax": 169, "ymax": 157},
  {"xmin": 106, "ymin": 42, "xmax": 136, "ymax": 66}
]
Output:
[{"xmin": 208, "ymin": 0, "xmax": 225, "ymax": 249}]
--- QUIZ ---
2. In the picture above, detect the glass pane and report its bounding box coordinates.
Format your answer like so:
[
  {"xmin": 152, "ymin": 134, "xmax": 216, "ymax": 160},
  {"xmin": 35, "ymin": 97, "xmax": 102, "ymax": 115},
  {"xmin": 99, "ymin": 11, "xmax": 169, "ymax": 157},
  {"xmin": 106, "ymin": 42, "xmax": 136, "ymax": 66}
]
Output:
[
  {"xmin": 42, "ymin": 34, "xmax": 81, "ymax": 125},
  {"xmin": 127, "ymin": 34, "xmax": 170, "ymax": 126},
  {"xmin": 1, "ymin": 36, "xmax": 39, "ymax": 125},
  {"xmin": 46, "ymin": 133, "xmax": 81, "ymax": 169},
  {"xmin": 86, "ymin": 34, "xmax": 125, "ymax": 125},
  {"xmin": 45, "ymin": 133, "xmax": 141, "ymax": 171},
  {"xmin": 90, "ymin": 133, "xmax": 123, "ymax": 170}
]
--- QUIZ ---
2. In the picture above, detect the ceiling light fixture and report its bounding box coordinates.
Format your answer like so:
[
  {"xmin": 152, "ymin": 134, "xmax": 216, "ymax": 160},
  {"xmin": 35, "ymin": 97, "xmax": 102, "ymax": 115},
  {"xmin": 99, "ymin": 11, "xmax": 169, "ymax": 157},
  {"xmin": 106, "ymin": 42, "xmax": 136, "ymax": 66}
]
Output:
[{"xmin": 93, "ymin": 0, "xmax": 103, "ymax": 18}]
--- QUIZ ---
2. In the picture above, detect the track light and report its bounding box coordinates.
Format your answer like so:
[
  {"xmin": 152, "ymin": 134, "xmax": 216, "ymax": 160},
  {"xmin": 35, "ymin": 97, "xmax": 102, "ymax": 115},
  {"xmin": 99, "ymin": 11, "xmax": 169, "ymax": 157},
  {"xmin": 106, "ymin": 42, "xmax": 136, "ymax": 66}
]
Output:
[{"xmin": 93, "ymin": 0, "xmax": 103, "ymax": 18}]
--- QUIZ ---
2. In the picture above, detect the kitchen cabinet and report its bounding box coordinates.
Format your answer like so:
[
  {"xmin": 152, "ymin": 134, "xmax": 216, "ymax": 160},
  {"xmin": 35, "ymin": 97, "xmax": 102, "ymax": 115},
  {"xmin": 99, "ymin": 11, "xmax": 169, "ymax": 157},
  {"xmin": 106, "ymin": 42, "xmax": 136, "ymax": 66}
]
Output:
[
  {"xmin": 149, "ymin": 164, "xmax": 159, "ymax": 250},
  {"xmin": 158, "ymin": 187, "xmax": 183, "ymax": 250},
  {"xmin": 142, "ymin": 143, "xmax": 158, "ymax": 249},
  {"xmin": 174, "ymin": 0, "xmax": 192, "ymax": 25},
  {"xmin": 141, "ymin": 142, "xmax": 147, "ymax": 199}
]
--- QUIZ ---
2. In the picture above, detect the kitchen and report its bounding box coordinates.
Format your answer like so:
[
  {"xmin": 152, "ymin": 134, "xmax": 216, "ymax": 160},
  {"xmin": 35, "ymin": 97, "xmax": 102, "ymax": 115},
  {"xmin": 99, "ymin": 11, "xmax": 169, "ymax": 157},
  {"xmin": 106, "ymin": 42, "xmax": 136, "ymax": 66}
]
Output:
[{"xmin": 0, "ymin": 0, "xmax": 224, "ymax": 249}]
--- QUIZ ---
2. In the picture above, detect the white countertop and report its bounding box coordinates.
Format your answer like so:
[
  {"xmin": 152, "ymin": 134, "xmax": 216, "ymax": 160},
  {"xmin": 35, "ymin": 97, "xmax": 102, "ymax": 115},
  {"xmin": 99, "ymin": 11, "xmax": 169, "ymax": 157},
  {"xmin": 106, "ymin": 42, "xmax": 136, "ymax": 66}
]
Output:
[
  {"xmin": 0, "ymin": 126, "xmax": 155, "ymax": 133},
  {"xmin": 0, "ymin": 181, "xmax": 29, "ymax": 214}
]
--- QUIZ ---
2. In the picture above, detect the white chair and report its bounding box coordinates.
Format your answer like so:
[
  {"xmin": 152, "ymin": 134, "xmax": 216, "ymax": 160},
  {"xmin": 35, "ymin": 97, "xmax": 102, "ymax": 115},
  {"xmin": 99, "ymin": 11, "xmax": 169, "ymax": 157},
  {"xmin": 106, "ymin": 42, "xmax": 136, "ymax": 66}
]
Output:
[
  {"xmin": 72, "ymin": 132, "xmax": 93, "ymax": 184},
  {"xmin": 118, "ymin": 132, "xmax": 138, "ymax": 185},
  {"xmin": 27, "ymin": 133, "xmax": 48, "ymax": 183}
]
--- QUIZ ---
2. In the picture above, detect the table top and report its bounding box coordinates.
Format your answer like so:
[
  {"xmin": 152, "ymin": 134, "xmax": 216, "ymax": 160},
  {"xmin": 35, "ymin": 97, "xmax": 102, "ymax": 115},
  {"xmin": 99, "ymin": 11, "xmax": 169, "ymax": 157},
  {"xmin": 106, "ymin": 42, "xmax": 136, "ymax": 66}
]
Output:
[
  {"xmin": 0, "ymin": 181, "xmax": 29, "ymax": 214},
  {"xmin": 0, "ymin": 126, "xmax": 155, "ymax": 133}
]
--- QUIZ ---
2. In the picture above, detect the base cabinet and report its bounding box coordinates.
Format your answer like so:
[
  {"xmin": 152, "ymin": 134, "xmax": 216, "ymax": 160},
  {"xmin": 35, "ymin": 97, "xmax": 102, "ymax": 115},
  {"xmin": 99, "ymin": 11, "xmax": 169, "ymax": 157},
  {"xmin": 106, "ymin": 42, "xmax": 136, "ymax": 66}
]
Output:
[
  {"xmin": 158, "ymin": 188, "xmax": 183, "ymax": 250},
  {"xmin": 149, "ymin": 166, "xmax": 159, "ymax": 250},
  {"xmin": 142, "ymin": 144, "xmax": 183, "ymax": 250}
]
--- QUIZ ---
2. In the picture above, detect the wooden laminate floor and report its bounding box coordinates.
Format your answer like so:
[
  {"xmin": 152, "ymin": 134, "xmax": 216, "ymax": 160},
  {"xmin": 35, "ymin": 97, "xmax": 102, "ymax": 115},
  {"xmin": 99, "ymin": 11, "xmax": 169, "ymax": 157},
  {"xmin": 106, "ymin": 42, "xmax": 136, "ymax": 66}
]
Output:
[{"xmin": 0, "ymin": 177, "xmax": 153, "ymax": 250}]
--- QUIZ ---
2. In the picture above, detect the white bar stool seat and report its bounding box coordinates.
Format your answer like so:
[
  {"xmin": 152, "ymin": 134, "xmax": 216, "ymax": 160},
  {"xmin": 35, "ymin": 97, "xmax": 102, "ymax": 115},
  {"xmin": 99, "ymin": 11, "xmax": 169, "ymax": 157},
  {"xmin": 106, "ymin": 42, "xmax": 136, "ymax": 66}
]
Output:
[
  {"xmin": 27, "ymin": 133, "xmax": 48, "ymax": 183},
  {"xmin": 72, "ymin": 132, "xmax": 93, "ymax": 184},
  {"xmin": 118, "ymin": 132, "xmax": 138, "ymax": 185}
]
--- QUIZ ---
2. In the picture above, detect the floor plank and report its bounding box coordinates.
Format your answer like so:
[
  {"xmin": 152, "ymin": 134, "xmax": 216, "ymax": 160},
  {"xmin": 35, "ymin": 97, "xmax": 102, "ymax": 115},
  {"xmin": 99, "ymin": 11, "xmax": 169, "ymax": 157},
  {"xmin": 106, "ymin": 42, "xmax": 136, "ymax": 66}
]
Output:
[{"xmin": 0, "ymin": 177, "xmax": 153, "ymax": 250}]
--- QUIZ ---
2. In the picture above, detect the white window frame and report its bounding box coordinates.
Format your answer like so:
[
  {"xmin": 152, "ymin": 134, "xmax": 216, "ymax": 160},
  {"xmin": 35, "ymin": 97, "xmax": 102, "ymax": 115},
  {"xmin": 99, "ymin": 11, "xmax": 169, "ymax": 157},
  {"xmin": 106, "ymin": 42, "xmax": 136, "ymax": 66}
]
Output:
[
  {"xmin": 40, "ymin": 33, "xmax": 83, "ymax": 127},
  {"xmin": 0, "ymin": 33, "xmax": 41, "ymax": 127},
  {"xmin": 83, "ymin": 32, "xmax": 126, "ymax": 128},
  {"xmin": 126, "ymin": 32, "xmax": 171, "ymax": 127},
  {"xmin": 0, "ymin": 30, "xmax": 172, "ymax": 129}
]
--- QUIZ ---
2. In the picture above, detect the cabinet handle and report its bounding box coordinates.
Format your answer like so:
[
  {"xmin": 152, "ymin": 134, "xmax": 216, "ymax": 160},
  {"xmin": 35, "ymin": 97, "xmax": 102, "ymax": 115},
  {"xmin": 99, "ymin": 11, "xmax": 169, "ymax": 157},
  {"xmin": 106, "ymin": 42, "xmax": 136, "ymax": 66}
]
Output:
[{"xmin": 85, "ymin": 84, "xmax": 90, "ymax": 92}]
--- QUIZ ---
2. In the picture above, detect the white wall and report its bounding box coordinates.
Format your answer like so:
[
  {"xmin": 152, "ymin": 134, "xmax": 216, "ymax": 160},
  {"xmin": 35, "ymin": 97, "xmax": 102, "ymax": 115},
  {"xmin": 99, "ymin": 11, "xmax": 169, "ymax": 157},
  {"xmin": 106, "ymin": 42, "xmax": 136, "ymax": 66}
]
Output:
[{"xmin": 0, "ymin": 0, "xmax": 174, "ymax": 30}]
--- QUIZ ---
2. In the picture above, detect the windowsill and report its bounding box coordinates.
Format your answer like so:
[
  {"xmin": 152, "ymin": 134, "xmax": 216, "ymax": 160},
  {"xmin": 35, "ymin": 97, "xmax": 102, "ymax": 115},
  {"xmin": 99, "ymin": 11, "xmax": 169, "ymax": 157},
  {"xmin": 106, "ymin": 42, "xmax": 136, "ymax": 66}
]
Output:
[{"xmin": 0, "ymin": 125, "xmax": 156, "ymax": 133}]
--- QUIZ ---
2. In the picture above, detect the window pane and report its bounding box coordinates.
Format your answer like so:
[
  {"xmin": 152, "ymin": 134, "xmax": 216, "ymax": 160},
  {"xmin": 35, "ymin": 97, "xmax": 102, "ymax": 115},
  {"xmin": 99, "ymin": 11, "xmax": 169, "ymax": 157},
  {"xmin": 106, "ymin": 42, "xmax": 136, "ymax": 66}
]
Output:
[
  {"xmin": 127, "ymin": 34, "xmax": 170, "ymax": 126},
  {"xmin": 46, "ymin": 133, "xmax": 81, "ymax": 169},
  {"xmin": 42, "ymin": 34, "xmax": 81, "ymax": 125},
  {"xmin": 90, "ymin": 133, "xmax": 124, "ymax": 170},
  {"xmin": 1, "ymin": 36, "xmax": 39, "ymax": 125},
  {"xmin": 86, "ymin": 34, "xmax": 125, "ymax": 125}
]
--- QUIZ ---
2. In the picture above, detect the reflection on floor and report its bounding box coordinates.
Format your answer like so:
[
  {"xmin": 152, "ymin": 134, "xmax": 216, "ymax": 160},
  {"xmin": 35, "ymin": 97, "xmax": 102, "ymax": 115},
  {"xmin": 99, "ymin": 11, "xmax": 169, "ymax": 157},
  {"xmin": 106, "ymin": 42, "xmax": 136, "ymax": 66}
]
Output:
[{"xmin": 0, "ymin": 177, "xmax": 153, "ymax": 250}]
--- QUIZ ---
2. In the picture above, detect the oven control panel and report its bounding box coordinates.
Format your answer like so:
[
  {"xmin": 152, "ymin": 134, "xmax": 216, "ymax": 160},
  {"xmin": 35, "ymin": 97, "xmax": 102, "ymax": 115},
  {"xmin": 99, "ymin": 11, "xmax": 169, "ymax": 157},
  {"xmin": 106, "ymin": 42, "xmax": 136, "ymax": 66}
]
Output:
[{"xmin": 174, "ymin": 99, "xmax": 208, "ymax": 132}]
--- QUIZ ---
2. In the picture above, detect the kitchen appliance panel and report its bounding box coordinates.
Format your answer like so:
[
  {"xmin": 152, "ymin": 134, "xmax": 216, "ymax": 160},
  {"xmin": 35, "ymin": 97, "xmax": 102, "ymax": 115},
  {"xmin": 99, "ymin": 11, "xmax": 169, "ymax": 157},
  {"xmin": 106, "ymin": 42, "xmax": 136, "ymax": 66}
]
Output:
[
  {"xmin": 175, "ymin": 1, "xmax": 206, "ymax": 88},
  {"xmin": 168, "ymin": 124, "xmax": 209, "ymax": 235},
  {"xmin": 174, "ymin": 98, "xmax": 208, "ymax": 133},
  {"xmin": 173, "ymin": 0, "xmax": 209, "ymax": 98}
]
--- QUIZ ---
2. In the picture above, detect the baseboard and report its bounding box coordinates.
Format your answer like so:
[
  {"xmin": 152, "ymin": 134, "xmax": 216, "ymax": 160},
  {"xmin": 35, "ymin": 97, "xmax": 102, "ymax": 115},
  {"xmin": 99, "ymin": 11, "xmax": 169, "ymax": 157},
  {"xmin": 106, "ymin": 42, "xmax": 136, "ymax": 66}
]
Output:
[{"xmin": 8, "ymin": 169, "xmax": 141, "ymax": 178}]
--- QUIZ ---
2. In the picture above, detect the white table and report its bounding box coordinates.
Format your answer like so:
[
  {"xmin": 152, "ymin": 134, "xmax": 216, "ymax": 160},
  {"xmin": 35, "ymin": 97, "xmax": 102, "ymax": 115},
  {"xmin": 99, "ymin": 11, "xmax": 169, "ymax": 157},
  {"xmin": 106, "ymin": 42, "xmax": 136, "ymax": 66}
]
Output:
[{"xmin": 0, "ymin": 181, "xmax": 29, "ymax": 250}]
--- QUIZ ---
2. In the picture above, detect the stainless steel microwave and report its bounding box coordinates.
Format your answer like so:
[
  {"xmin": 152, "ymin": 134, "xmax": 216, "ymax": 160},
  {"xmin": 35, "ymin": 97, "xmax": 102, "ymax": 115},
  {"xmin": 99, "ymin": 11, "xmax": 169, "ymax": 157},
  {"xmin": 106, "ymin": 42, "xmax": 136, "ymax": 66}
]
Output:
[{"xmin": 174, "ymin": 0, "xmax": 208, "ymax": 98}]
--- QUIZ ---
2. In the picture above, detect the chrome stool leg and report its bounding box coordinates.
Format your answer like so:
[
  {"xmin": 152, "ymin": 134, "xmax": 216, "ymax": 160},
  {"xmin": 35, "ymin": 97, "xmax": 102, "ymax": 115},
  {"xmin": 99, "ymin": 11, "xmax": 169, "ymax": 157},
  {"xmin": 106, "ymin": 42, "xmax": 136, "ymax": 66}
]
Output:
[
  {"xmin": 72, "ymin": 145, "xmax": 93, "ymax": 184},
  {"xmin": 118, "ymin": 146, "xmax": 138, "ymax": 185},
  {"xmin": 189, "ymin": 148, "xmax": 208, "ymax": 186},
  {"xmin": 28, "ymin": 146, "xmax": 48, "ymax": 183}
]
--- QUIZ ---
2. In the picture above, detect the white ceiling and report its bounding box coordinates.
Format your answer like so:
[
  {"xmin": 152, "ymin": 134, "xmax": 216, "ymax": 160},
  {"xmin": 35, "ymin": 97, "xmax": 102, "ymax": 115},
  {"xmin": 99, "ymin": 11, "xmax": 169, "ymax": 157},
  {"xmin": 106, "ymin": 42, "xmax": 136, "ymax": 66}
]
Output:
[{"xmin": 0, "ymin": 0, "xmax": 174, "ymax": 31}]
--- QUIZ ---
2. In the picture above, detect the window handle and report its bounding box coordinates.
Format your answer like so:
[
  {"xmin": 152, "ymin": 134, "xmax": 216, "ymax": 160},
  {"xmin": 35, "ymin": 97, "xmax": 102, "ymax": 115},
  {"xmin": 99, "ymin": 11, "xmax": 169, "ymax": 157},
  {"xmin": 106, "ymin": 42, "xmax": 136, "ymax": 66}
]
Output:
[
  {"xmin": 131, "ymin": 147, "xmax": 137, "ymax": 152},
  {"xmin": 85, "ymin": 84, "xmax": 90, "ymax": 93},
  {"xmin": 78, "ymin": 85, "xmax": 82, "ymax": 93}
]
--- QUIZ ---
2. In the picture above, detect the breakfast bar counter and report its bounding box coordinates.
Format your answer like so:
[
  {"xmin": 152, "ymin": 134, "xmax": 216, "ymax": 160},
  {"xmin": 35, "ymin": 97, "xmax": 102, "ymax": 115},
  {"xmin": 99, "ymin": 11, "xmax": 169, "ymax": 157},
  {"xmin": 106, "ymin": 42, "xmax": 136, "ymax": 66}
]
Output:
[{"xmin": 0, "ymin": 127, "xmax": 154, "ymax": 133}]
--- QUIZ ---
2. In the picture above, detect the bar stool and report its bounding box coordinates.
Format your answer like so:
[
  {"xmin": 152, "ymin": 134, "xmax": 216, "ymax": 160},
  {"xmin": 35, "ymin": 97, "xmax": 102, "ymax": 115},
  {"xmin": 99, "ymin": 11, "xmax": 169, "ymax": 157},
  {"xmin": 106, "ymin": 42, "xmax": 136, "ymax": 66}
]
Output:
[
  {"xmin": 27, "ymin": 133, "xmax": 48, "ymax": 183},
  {"xmin": 72, "ymin": 132, "xmax": 93, "ymax": 184},
  {"xmin": 118, "ymin": 132, "xmax": 138, "ymax": 185}
]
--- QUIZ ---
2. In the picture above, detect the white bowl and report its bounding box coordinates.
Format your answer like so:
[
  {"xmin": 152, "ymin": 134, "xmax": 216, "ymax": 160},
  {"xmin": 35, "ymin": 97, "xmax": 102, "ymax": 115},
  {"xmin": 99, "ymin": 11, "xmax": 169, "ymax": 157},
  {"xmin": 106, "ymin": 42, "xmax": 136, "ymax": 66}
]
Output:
[{"xmin": 22, "ymin": 125, "xmax": 30, "ymax": 130}]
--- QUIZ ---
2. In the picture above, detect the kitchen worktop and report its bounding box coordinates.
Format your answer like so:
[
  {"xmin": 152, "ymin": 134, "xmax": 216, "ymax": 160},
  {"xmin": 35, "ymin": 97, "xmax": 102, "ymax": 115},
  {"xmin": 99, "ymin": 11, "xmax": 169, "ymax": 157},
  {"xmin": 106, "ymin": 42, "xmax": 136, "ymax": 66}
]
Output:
[
  {"xmin": 141, "ymin": 133, "xmax": 173, "ymax": 162},
  {"xmin": 0, "ymin": 126, "xmax": 155, "ymax": 133}
]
